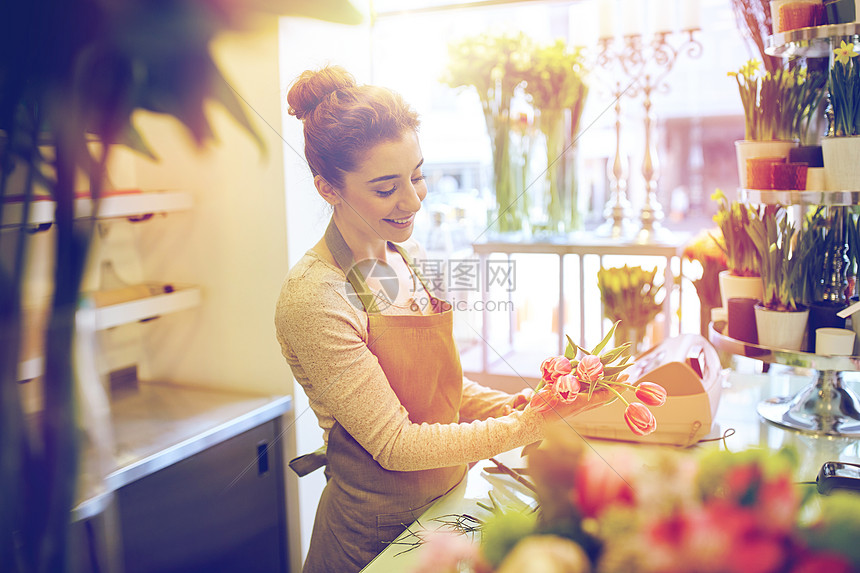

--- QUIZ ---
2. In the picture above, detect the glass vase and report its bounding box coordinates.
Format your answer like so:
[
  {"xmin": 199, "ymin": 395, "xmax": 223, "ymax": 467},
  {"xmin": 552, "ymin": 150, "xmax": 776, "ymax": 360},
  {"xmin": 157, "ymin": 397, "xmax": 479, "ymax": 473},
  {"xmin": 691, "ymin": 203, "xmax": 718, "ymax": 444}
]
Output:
[{"xmin": 489, "ymin": 119, "xmax": 524, "ymax": 235}]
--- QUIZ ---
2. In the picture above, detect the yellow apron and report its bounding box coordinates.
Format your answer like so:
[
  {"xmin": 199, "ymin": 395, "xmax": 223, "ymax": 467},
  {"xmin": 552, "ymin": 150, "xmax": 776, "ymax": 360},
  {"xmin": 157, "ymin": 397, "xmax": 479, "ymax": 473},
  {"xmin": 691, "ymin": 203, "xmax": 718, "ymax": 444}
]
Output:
[{"xmin": 302, "ymin": 221, "xmax": 467, "ymax": 573}]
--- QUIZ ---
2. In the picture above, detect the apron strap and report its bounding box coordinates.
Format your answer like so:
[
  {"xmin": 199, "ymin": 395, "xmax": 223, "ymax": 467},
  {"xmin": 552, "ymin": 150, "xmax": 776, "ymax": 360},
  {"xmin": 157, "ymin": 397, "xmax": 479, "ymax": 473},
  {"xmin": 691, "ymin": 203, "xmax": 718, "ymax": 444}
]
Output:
[
  {"xmin": 389, "ymin": 242, "xmax": 437, "ymax": 302},
  {"xmin": 324, "ymin": 218, "xmax": 440, "ymax": 312},
  {"xmin": 324, "ymin": 219, "xmax": 381, "ymax": 314}
]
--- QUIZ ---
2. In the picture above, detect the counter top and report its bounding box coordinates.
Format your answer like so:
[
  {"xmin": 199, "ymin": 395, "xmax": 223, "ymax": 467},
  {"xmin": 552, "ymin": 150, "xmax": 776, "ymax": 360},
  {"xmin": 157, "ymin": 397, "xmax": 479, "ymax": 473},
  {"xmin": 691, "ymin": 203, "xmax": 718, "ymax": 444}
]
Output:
[
  {"xmin": 362, "ymin": 366, "xmax": 860, "ymax": 572},
  {"xmin": 73, "ymin": 382, "xmax": 291, "ymax": 520}
]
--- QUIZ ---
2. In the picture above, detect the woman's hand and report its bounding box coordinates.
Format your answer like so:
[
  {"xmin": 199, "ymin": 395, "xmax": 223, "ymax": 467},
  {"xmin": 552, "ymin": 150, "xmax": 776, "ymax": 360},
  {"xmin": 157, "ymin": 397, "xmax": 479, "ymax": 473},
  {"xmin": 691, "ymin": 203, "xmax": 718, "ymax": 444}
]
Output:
[
  {"xmin": 538, "ymin": 386, "xmax": 615, "ymax": 422},
  {"xmin": 503, "ymin": 388, "xmax": 535, "ymax": 415}
]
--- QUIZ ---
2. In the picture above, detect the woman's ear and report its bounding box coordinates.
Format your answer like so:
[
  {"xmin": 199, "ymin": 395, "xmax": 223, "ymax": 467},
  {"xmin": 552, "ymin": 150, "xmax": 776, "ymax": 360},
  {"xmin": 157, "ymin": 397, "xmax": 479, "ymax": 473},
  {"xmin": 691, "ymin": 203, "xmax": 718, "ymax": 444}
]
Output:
[{"xmin": 315, "ymin": 176, "xmax": 341, "ymax": 206}]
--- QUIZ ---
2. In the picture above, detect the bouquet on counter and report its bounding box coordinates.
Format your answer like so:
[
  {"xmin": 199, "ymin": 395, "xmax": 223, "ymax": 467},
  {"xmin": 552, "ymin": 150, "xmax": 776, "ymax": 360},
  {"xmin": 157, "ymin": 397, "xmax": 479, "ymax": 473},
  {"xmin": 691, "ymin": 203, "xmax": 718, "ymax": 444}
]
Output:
[
  {"xmin": 413, "ymin": 434, "xmax": 860, "ymax": 573},
  {"xmin": 526, "ymin": 321, "xmax": 666, "ymax": 437}
]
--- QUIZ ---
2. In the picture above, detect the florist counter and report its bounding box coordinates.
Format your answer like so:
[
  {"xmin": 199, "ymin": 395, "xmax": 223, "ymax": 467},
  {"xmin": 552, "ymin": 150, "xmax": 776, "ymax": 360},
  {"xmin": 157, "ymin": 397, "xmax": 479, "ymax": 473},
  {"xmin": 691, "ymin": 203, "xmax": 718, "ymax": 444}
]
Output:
[{"xmin": 361, "ymin": 365, "xmax": 860, "ymax": 572}]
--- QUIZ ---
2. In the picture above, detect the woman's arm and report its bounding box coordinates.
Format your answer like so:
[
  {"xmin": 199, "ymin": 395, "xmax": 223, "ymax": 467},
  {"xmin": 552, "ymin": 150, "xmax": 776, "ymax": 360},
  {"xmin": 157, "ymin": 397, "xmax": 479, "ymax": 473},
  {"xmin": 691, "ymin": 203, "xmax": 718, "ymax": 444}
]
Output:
[
  {"xmin": 459, "ymin": 377, "xmax": 534, "ymax": 422},
  {"xmin": 277, "ymin": 269, "xmax": 545, "ymax": 471}
]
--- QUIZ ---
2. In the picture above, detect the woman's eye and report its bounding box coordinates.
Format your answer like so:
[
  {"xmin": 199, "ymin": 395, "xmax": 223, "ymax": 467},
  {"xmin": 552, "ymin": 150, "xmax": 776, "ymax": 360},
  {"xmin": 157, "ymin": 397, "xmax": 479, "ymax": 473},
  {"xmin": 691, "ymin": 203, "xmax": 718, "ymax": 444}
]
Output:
[
  {"xmin": 411, "ymin": 175, "xmax": 426, "ymax": 184},
  {"xmin": 376, "ymin": 187, "xmax": 396, "ymax": 197}
]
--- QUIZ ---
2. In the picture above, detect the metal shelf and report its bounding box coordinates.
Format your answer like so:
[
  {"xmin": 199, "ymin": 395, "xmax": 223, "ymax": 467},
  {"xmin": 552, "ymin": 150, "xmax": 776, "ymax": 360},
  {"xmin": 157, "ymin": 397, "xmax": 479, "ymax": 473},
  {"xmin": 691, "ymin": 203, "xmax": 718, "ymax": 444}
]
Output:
[
  {"xmin": 709, "ymin": 320, "xmax": 860, "ymax": 437},
  {"xmin": 766, "ymin": 22, "xmax": 860, "ymax": 58},
  {"xmin": 740, "ymin": 188, "xmax": 860, "ymax": 206}
]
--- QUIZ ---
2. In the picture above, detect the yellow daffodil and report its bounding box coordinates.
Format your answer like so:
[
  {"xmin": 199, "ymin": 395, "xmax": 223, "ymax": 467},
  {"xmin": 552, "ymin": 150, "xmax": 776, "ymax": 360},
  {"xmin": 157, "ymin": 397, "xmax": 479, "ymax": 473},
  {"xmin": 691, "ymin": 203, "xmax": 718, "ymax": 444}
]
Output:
[{"xmin": 834, "ymin": 40, "xmax": 858, "ymax": 66}]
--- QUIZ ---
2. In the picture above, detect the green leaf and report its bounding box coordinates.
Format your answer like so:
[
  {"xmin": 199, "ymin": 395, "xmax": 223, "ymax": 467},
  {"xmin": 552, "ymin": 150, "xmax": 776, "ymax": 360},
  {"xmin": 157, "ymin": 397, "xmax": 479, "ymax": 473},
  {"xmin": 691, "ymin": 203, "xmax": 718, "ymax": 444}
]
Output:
[
  {"xmin": 564, "ymin": 335, "xmax": 577, "ymax": 359},
  {"xmin": 590, "ymin": 320, "xmax": 620, "ymax": 355}
]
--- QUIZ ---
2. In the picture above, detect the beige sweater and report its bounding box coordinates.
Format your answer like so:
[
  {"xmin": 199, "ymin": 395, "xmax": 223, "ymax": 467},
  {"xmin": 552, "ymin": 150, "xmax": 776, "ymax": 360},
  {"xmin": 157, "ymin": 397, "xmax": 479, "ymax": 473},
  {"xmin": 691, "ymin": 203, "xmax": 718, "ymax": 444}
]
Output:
[{"xmin": 274, "ymin": 244, "xmax": 544, "ymax": 472}]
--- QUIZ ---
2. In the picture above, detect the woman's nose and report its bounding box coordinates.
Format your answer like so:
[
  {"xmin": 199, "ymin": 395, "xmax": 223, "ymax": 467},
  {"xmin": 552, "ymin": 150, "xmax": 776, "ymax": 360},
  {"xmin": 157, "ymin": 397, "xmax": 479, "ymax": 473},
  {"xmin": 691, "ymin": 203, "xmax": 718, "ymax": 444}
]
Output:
[{"xmin": 399, "ymin": 181, "xmax": 424, "ymax": 212}]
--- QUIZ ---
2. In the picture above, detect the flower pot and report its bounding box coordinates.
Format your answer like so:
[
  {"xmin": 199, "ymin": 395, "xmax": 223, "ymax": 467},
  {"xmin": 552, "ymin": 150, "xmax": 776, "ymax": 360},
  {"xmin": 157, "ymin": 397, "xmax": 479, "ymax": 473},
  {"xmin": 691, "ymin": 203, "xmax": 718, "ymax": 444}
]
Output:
[
  {"xmin": 728, "ymin": 298, "xmax": 759, "ymax": 344},
  {"xmin": 718, "ymin": 270, "xmax": 764, "ymax": 310},
  {"xmin": 822, "ymin": 136, "xmax": 860, "ymax": 190},
  {"xmin": 789, "ymin": 145, "xmax": 824, "ymax": 167},
  {"xmin": 807, "ymin": 300, "xmax": 848, "ymax": 352},
  {"xmin": 735, "ymin": 140, "xmax": 798, "ymax": 189},
  {"xmin": 772, "ymin": 162, "xmax": 809, "ymax": 190},
  {"xmin": 825, "ymin": 0, "xmax": 856, "ymax": 23},
  {"xmin": 747, "ymin": 156, "xmax": 786, "ymax": 189},
  {"xmin": 754, "ymin": 304, "xmax": 809, "ymax": 351},
  {"xmin": 772, "ymin": 0, "xmax": 826, "ymax": 31}
]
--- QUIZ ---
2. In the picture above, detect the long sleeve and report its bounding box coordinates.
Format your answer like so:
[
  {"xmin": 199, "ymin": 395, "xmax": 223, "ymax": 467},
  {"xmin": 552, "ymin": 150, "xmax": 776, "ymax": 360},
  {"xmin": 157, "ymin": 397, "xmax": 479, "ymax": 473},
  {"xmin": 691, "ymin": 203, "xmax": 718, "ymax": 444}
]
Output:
[
  {"xmin": 275, "ymin": 253, "xmax": 544, "ymax": 472},
  {"xmin": 459, "ymin": 377, "xmax": 518, "ymax": 422}
]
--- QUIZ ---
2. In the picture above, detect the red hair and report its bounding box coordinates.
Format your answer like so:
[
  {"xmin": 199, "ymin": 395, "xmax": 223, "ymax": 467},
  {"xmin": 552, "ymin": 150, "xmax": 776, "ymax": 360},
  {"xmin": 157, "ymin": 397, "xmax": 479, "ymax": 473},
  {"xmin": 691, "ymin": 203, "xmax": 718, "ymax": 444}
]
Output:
[{"xmin": 287, "ymin": 65, "xmax": 420, "ymax": 188}]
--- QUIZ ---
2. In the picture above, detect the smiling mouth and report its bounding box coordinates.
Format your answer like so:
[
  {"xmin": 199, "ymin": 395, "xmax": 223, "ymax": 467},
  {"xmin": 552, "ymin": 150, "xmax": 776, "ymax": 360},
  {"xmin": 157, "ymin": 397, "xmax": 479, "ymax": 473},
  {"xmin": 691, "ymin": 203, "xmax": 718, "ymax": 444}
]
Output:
[{"xmin": 384, "ymin": 216, "xmax": 413, "ymax": 225}]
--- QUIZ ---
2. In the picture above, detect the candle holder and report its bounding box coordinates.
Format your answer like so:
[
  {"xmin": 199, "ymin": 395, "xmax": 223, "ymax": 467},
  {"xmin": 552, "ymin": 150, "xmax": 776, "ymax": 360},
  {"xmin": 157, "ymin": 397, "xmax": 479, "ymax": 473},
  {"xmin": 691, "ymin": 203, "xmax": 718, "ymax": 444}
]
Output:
[
  {"xmin": 596, "ymin": 81, "xmax": 633, "ymax": 239},
  {"xmin": 597, "ymin": 28, "xmax": 703, "ymax": 242}
]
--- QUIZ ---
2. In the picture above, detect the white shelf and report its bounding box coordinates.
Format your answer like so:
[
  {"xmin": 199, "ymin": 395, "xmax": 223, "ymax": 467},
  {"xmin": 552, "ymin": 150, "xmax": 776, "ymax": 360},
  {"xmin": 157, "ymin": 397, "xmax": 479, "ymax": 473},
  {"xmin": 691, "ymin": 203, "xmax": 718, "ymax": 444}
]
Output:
[
  {"xmin": 17, "ymin": 357, "xmax": 44, "ymax": 382},
  {"xmin": 17, "ymin": 287, "xmax": 202, "ymax": 381},
  {"xmin": 92, "ymin": 286, "xmax": 202, "ymax": 330},
  {"xmin": 2, "ymin": 191, "xmax": 193, "ymax": 228}
]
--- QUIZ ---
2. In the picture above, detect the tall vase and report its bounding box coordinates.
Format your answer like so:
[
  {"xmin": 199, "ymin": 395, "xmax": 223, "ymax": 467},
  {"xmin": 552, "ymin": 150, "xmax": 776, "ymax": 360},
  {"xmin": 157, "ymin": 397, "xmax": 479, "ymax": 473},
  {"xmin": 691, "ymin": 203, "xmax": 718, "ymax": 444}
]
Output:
[
  {"xmin": 614, "ymin": 322, "xmax": 647, "ymax": 356},
  {"xmin": 542, "ymin": 109, "xmax": 566, "ymax": 235},
  {"xmin": 564, "ymin": 142, "xmax": 582, "ymax": 233},
  {"xmin": 485, "ymin": 103, "xmax": 525, "ymax": 235}
]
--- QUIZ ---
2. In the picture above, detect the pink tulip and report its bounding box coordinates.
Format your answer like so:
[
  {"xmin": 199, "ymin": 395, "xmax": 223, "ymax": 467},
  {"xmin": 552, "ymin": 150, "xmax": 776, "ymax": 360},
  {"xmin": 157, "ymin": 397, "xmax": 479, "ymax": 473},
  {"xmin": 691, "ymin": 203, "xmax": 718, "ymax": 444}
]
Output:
[
  {"xmin": 571, "ymin": 455, "xmax": 635, "ymax": 518},
  {"xmin": 540, "ymin": 356, "xmax": 572, "ymax": 382},
  {"xmin": 624, "ymin": 402, "xmax": 657, "ymax": 436},
  {"xmin": 555, "ymin": 374, "xmax": 581, "ymax": 402},
  {"xmin": 635, "ymin": 382, "xmax": 667, "ymax": 407},
  {"xmin": 575, "ymin": 354, "xmax": 604, "ymax": 382},
  {"xmin": 529, "ymin": 384, "xmax": 561, "ymax": 413}
]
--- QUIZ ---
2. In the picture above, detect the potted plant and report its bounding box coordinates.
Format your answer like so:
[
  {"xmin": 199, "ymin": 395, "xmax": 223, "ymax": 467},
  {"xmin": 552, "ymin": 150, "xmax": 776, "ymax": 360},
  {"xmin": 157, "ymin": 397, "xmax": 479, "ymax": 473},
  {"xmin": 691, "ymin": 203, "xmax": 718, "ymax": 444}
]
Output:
[
  {"xmin": 521, "ymin": 39, "xmax": 589, "ymax": 234},
  {"xmin": 730, "ymin": 59, "xmax": 802, "ymax": 189},
  {"xmin": 711, "ymin": 189, "xmax": 764, "ymax": 307},
  {"xmin": 443, "ymin": 32, "xmax": 533, "ymax": 234},
  {"xmin": 596, "ymin": 265, "xmax": 664, "ymax": 354},
  {"xmin": 0, "ymin": 2, "xmax": 359, "ymax": 571},
  {"xmin": 822, "ymin": 41, "xmax": 860, "ymax": 191},
  {"xmin": 796, "ymin": 206, "xmax": 855, "ymax": 351},
  {"xmin": 748, "ymin": 206, "xmax": 809, "ymax": 350}
]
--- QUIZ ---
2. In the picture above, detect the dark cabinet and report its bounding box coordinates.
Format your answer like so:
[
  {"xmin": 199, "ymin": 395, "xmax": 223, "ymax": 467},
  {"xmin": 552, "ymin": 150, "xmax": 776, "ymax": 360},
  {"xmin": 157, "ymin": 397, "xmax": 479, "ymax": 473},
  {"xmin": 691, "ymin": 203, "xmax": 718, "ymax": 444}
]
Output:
[
  {"xmin": 117, "ymin": 419, "xmax": 287, "ymax": 573},
  {"xmin": 73, "ymin": 418, "xmax": 288, "ymax": 573}
]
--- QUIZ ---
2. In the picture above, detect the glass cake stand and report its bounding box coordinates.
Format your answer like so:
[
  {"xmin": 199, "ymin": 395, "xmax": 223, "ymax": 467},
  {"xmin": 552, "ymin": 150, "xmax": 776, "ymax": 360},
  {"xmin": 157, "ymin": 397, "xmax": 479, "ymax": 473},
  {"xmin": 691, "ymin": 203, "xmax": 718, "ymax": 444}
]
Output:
[{"xmin": 710, "ymin": 321, "xmax": 860, "ymax": 437}]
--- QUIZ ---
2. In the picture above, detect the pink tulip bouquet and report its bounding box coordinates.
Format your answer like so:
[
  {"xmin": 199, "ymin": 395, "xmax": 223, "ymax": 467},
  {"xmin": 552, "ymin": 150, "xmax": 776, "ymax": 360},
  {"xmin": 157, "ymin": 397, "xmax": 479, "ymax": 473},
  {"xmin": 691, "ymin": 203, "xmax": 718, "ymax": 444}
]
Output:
[{"xmin": 528, "ymin": 321, "xmax": 666, "ymax": 436}]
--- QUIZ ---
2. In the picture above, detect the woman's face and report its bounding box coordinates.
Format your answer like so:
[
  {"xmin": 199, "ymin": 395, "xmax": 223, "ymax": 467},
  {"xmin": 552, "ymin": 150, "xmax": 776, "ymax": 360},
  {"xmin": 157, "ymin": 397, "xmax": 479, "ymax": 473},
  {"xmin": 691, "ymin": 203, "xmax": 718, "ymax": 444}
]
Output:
[{"xmin": 332, "ymin": 130, "xmax": 427, "ymax": 255}]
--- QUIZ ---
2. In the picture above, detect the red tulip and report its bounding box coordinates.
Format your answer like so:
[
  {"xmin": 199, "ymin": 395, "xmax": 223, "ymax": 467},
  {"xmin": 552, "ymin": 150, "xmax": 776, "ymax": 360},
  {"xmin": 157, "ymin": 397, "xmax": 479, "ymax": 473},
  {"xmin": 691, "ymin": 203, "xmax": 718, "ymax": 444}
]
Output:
[
  {"xmin": 624, "ymin": 402, "xmax": 657, "ymax": 436},
  {"xmin": 575, "ymin": 354, "xmax": 604, "ymax": 382},
  {"xmin": 635, "ymin": 382, "xmax": 667, "ymax": 407},
  {"xmin": 555, "ymin": 374, "xmax": 581, "ymax": 402},
  {"xmin": 540, "ymin": 356, "xmax": 572, "ymax": 382}
]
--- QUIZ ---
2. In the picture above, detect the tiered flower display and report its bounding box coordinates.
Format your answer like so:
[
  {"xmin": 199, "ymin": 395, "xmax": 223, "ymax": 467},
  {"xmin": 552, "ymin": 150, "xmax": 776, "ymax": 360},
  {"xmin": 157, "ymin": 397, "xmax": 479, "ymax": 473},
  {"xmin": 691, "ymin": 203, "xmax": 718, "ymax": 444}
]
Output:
[{"xmin": 528, "ymin": 322, "xmax": 666, "ymax": 436}]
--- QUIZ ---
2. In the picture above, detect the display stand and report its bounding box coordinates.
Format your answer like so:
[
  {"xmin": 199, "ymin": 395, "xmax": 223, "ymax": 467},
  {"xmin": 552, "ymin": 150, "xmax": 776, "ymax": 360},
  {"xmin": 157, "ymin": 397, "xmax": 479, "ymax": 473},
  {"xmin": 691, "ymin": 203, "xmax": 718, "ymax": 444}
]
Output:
[
  {"xmin": 709, "ymin": 25, "xmax": 860, "ymax": 438},
  {"xmin": 710, "ymin": 321, "xmax": 860, "ymax": 437}
]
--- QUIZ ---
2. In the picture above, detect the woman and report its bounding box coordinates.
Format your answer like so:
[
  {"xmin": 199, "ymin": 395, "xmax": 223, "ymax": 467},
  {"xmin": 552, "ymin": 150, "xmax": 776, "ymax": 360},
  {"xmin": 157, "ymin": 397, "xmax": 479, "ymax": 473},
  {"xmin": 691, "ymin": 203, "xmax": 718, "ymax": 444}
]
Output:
[{"xmin": 275, "ymin": 65, "xmax": 609, "ymax": 573}]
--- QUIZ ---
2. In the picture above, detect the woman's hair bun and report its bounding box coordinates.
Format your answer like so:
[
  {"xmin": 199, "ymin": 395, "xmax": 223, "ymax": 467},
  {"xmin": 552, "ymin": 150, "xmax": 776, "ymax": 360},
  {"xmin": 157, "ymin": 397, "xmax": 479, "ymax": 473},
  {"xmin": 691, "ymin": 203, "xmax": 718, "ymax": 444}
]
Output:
[{"xmin": 287, "ymin": 65, "xmax": 357, "ymax": 120}]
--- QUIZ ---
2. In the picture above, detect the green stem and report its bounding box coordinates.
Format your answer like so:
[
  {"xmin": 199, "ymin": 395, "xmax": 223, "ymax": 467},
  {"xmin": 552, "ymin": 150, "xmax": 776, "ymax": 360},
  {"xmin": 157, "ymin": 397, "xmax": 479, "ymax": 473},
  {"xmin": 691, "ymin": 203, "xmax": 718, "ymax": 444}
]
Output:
[{"xmin": 598, "ymin": 381, "xmax": 630, "ymax": 407}]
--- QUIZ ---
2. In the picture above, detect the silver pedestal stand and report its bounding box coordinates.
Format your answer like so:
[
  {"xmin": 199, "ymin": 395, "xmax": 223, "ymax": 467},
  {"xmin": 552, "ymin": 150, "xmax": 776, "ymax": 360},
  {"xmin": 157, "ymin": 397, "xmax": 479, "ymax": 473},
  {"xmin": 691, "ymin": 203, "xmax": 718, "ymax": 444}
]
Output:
[{"xmin": 710, "ymin": 321, "xmax": 860, "ymax": 437}]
